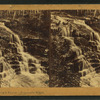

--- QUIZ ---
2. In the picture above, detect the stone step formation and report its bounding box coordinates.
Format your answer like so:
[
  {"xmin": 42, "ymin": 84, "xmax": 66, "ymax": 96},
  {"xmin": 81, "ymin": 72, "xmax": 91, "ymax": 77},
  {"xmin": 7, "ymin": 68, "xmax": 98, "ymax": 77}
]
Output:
[
  {"xmin": 51, "ymin": 14, "xmax": 100, "ymax": 87},
  {"xmin": 0, "ymin": 24, "xmax": 48, "ymax": 87}
]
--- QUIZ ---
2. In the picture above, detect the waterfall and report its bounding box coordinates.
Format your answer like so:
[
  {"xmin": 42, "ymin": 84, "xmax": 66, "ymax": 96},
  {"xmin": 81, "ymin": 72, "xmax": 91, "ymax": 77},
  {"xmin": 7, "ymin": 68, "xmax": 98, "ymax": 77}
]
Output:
[
  {"xmin": 56, "ymin": 15, "xmax": 100, "ymax": 42},
  {"xmin": 51, "ymin": 14, "xmax": 100, "ymax": 87},
  {"xmin": 62, "ymin": 36, "xmax": 93, "ymax": 74},
  {"xmin": 0, "ymin": 24, "xmax": 48, "ymax": 87},
  {"xmin": 74, "ymin": 19, "xmax": 100, "ymax": 42},
  {"xmin": 1, "ymin": 24, "xmax": 40, "ymax": 73},
  {"xmin": 74, "ymin": 19, "xmax": 100, "ymax": 52}
]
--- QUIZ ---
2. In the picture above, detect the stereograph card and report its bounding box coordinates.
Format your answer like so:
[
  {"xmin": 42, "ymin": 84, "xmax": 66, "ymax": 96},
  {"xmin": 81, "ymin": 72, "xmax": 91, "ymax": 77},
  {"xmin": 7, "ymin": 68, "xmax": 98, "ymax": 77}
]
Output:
[{"xmin": 0, "ymin": 4, "xmax": 100, "ymax": 96}]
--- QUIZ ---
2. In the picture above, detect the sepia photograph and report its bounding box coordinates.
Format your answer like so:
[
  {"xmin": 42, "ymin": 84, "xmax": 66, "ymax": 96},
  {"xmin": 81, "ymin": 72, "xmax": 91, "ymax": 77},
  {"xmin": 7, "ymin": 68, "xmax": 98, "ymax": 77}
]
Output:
[
  {"xmin": 0, "ymin": 10, "xmax": 50, "ymax": 87},
  {"xmin": 1, "ymin": 5, "xmax": 100, "ymax": 96},
  {"xmin": 51, "ymin": 10, "xmax": 100, "ymax": 87}
]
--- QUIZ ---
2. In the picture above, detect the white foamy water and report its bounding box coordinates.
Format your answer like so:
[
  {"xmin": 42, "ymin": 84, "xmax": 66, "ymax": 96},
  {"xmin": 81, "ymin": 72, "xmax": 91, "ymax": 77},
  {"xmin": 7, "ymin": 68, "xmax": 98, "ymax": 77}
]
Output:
[
  {"xmin": 0, "ymin": 24, "xmax": 48, "ymax": 87},
  {"xmin": 52, "ymin": 14, "xmax": 100, "ymax": 87},
  {"xmin": 74, "ymin": 19, "xmax": 100, "ymax": 42}
]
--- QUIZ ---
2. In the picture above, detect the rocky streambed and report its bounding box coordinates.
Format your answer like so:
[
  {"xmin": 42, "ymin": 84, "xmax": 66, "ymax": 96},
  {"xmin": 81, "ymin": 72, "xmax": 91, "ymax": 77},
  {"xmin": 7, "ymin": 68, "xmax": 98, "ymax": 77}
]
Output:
[{"xmin": 51, "ymin": 14, "xmax": 100, "ymax": 87}]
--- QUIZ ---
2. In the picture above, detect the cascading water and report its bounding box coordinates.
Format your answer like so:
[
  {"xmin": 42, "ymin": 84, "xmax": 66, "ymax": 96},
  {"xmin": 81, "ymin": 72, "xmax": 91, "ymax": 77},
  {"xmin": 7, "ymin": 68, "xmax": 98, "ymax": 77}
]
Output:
[
  {"xmin": 62, "ymin": 37, "xmax": 94, "ymax": 75},
  {"xmin": 74, "ymin": 19, "xmax": 100, "ymax": 42},
  {"xmin": 51, "ymin": 14, "xmax": 100, "ymax": 87},
  {"xmin": 60, "ymin": 25, "xmax": 71, "ymax": 37},
  {"xmin": 0, "ymin": 24, "xmax": 48, "ymax": 87}
]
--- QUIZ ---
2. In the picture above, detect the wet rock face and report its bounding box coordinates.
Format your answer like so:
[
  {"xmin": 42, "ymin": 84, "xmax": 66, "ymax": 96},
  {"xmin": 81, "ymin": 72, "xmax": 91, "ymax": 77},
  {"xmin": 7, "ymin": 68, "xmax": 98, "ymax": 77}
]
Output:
[
  {"xmin": 0, "ymin": 24, "xmax": 48, "ymax": 87},
  {"xmin": 0, "ymin": 25, "xmax": 23, "ymax": 78},
  {"xmin": 51, "ymin": 14, "xmax": 100, "ymax": 87}
]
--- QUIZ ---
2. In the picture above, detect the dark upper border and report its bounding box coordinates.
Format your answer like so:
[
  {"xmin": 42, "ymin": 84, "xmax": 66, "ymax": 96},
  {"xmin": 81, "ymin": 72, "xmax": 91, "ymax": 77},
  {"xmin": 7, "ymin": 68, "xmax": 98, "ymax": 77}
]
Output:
[{"xmin": 0, "ymin": 0, "xmax": 100, "ymax": 4}]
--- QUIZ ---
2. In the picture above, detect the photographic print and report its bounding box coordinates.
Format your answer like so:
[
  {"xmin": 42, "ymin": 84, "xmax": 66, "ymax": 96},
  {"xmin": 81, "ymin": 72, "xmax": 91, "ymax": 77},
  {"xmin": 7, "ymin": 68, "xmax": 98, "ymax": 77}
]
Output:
[
  {"xmin": 0, "ymin": 10, "xmax": 50, "ymax": 87},
  {"xmin": 50, "ymin": 10, "xmax": 100, "ymax": 87},
  {"xmin": 0, "ymin": 5, "xmax": 100, "ymax": 96}
]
